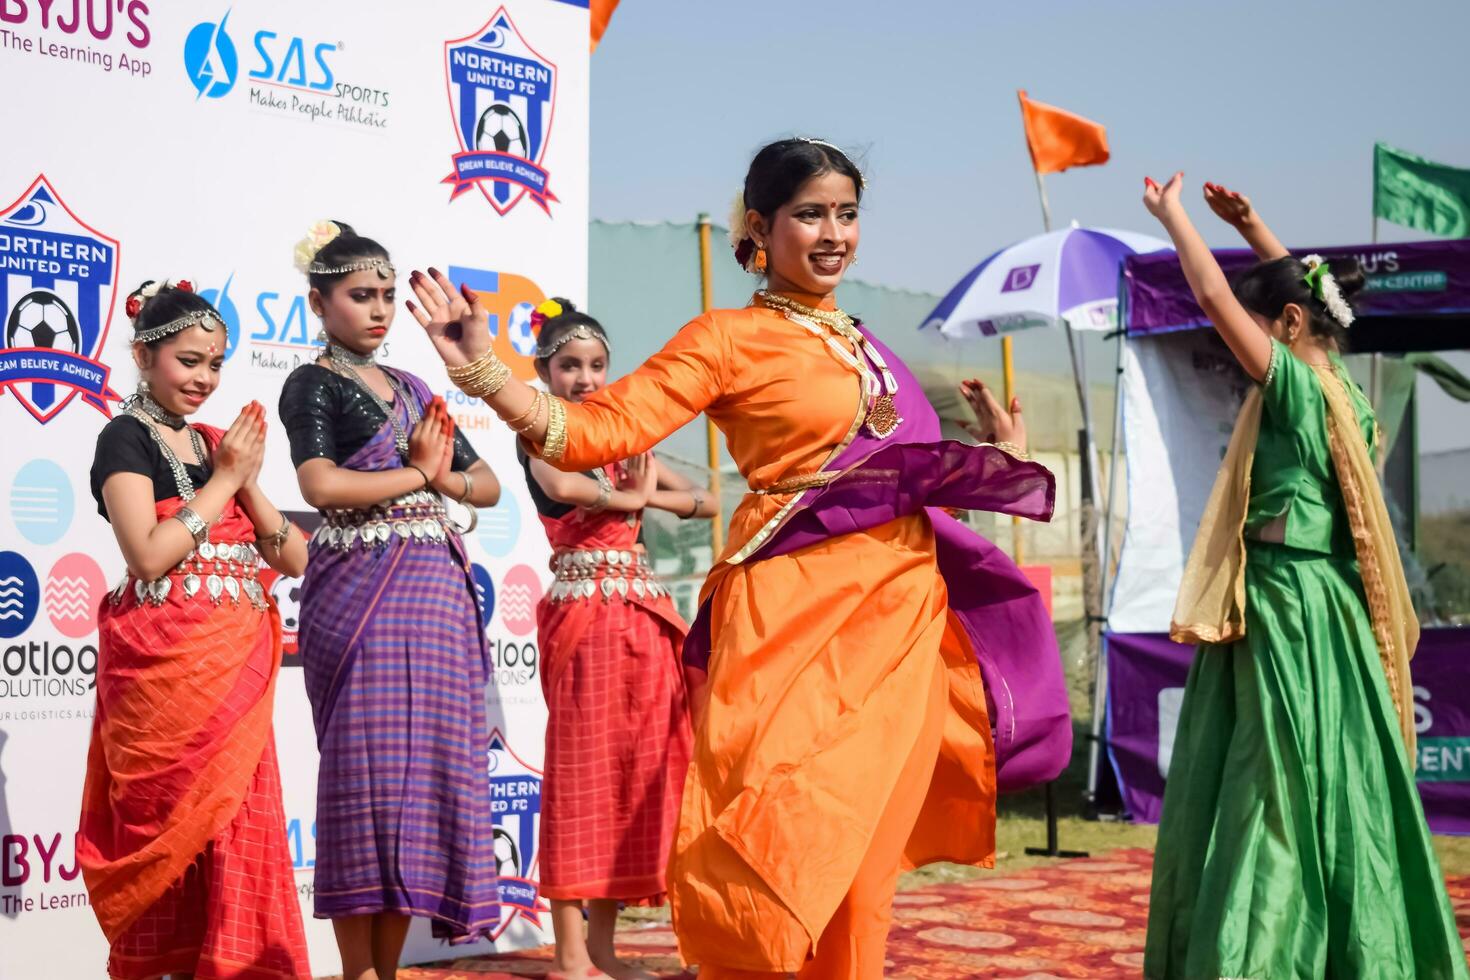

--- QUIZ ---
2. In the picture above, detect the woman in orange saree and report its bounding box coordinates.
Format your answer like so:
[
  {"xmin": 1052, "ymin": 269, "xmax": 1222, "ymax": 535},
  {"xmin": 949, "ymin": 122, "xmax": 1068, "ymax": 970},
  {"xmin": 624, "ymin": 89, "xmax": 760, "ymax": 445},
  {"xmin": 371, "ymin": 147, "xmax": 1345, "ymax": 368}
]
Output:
[
  {"xmin": 80, "ymin": 280, "xmax": 312, "ymax": 979},
  {"xmin": 407, "ymin": 139, "xmax": 1072, "ymax": 977}
]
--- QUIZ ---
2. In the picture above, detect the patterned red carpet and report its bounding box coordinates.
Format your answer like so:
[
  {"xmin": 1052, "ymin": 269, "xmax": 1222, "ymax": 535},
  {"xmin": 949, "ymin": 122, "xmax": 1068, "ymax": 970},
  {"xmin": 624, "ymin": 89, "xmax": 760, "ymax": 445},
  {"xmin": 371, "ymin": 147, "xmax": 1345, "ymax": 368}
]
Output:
[{"xmin": 393, "ymin": 848, "xmax": 1470, "ymax": 978}]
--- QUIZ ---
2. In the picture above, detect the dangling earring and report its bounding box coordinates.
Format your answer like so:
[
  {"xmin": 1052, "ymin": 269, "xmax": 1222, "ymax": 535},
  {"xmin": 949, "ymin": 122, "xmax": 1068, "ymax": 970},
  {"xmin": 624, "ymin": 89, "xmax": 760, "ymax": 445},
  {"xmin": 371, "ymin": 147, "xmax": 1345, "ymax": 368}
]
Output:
[
  {"xmin": 848, "ymin": 250, "xmax": 857, "ymax": 267},
  {"xmin": 753, "ymin": 243, "xmax": 768, "ymax": 274},
  {"xmin": 316, "ymin": 328, "xmax": 329, "ymax": 346},
  {"xmin": 137, "ymin": 378, "xmax": 151, "ymax": 397}
]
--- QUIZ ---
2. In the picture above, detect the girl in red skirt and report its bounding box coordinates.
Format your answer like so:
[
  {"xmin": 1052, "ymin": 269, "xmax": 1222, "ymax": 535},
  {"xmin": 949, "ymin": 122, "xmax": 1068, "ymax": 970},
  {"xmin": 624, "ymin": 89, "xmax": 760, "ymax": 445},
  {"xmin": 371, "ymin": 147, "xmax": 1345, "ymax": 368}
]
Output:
[{"xmin": 517, "ymin": 299, "xmax": 715, "ymax": 979}]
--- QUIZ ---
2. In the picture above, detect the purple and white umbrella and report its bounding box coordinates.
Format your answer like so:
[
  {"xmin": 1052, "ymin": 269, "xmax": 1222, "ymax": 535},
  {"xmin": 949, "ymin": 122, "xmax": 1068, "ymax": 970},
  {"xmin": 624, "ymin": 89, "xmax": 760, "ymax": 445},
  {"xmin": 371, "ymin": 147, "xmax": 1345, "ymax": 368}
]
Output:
[{"xmin": 920, "ymin": 225, "xmax": 1167, "ymax": 338}]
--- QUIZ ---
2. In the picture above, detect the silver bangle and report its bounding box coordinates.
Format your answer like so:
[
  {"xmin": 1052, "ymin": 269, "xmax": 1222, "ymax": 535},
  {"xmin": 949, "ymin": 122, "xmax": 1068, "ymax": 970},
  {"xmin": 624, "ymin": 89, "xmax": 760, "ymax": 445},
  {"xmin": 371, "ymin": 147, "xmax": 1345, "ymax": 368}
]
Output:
[
  {"xmin": 172, "ymin": 507, "xmax": 209, "ymax": 546},
  {"xmin": 257, "ymin": 516, "xmax": 292, "ymax": 551},
  {"xmin": 682, "ymin": 489, "xmax": 703, "ymax": 520},
  {"xmin": 458, "ymin": 470, "xmax": 474, "ymax": 505}
]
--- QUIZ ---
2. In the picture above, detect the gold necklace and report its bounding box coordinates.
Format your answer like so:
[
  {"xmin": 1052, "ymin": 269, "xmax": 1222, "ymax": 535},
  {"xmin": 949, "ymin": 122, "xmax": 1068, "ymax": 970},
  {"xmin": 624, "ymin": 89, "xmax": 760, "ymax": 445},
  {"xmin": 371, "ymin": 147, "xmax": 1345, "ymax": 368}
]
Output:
[{"xmin": 754, "ymin": 291, "xmax": 902, "ymax": 439}]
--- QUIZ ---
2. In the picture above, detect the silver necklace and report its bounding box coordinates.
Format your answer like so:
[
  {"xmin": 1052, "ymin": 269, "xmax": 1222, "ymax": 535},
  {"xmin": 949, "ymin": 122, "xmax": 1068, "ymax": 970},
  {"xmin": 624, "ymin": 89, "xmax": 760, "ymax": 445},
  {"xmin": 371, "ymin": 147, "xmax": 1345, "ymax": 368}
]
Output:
[
  {"xmin": 323, "ymin": 351, "xmax": 420, "ymax": 458},
  {"xmin": 326, "ymin": 340, "xmax": 377, "ymax": 368},
  {"xmin": 133, "ymin": 392, "xmax": 187, "ymax": 430},
  {"xmin": 127, "ymin": 406, "xmax": 207, "ymax": 501}
]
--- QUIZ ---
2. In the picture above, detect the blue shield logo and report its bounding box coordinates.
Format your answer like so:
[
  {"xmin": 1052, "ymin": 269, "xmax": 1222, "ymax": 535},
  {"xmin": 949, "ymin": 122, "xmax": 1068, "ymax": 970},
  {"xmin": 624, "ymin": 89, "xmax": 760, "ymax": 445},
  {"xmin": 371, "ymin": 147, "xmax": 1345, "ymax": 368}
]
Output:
[
  {"xmin": 486, "ymin": 727, "xmax": 547, "ymax": 935},
  {"xmin": 443, "ymin": 7, "xmax": 559, "ymax": 215},
  {"xmin": 0, "ymin": 176, "xmax": 122, "ymax": 424}
]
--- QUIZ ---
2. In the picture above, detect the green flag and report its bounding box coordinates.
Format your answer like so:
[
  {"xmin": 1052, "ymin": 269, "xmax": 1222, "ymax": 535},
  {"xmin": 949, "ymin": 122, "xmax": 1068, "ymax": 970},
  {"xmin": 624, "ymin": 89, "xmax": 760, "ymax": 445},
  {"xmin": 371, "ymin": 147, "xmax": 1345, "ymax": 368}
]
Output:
[{"xmin": 1374, "ymin": 142, "xmax": 1470, "ymax": 237}]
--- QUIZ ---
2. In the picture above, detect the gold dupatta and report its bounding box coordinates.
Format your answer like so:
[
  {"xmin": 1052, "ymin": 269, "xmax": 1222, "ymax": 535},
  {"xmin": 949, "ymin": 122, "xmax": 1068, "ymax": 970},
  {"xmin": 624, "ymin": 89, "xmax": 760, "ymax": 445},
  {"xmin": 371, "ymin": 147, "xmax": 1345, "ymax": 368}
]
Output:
[{"xmin": 1170, "ymin": 350, "xmax": 1419, "ymax": 758}]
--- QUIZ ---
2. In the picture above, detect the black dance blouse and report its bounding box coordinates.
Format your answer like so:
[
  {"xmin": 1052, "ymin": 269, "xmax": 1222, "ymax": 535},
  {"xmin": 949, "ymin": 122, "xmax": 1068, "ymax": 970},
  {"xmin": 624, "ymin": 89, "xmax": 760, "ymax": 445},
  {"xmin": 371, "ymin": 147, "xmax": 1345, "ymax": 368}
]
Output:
[{"xmin": 278, "ymin": 364, "xmax": 480, "ymax": 471}]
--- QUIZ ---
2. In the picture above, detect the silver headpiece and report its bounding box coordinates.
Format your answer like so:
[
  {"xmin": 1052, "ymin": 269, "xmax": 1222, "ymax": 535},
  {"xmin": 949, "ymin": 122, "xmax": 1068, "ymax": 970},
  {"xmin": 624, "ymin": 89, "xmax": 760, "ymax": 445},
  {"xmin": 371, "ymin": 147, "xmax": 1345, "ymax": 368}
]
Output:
[
  {"xmin": 535, "ymin": 323, "xmax": 610, "ymax": 360},
  {"xmin": 132, "ymin": 310, "xmax": 227, "ymax": 344},
  {"xmin": 306, "ymin": 257, "xmax": 396, "ymax": 280}
]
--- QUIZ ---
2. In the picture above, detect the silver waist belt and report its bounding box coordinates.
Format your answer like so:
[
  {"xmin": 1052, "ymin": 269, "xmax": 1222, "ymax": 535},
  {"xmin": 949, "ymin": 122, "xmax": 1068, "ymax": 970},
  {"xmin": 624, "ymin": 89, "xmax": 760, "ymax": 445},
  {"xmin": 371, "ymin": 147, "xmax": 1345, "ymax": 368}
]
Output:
[
  {"xmin": 314, "ymin": 490, "xmax": 453, "ymax": 551},
  {"xmin": 110, "ymin": 540, "xmax": 266, "ymax": 609},
  {"xmin": 548, "ymin": 548, "xmax": 668, "ymax": 603}
]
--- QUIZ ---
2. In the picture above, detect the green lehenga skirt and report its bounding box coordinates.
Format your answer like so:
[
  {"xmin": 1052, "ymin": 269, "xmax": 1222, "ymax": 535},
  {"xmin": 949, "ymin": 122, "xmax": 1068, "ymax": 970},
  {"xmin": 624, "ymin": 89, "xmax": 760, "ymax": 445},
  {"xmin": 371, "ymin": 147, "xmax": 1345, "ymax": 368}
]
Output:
[{"xmin": 1144, "ymin": 542, "xmax": 1468, "ymax": 979}]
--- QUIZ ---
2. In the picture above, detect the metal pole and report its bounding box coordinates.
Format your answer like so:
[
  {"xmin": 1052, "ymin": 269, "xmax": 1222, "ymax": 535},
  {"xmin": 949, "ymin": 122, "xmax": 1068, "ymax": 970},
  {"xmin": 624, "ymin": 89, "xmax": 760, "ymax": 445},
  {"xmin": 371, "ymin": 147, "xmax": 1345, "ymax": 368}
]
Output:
[
  {"xmin": 697, "ymin": 214, "xmax": 724, "ymax": 555},
  {"xmin": 1086, "ymin": 326, "xmax": 1128, "ymax": 810},
  {"xmin": 1002, "ymin": 334, "xmax": 1022, "ymax": 563}
]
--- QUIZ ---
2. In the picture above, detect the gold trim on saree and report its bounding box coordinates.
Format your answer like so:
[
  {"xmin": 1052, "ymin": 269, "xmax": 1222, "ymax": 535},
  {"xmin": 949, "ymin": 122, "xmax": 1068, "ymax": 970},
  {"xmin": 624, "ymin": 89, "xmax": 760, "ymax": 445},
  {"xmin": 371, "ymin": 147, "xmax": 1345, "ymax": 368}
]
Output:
[{"xmin": 722, "ymin": 305, "xmax": 871, "ymax": 566}]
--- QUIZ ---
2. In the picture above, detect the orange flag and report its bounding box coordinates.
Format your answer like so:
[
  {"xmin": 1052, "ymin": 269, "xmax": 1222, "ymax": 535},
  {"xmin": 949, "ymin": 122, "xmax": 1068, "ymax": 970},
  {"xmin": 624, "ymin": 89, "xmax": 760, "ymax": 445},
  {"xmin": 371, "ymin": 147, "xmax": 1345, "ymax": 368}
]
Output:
[
  {"xmin": 1018, "ymin": 89, "xmax": 1109, "ymax": 175},
  {"xmin": 590, "ymin": 0, "xmax": 620, "ymax": 52}
]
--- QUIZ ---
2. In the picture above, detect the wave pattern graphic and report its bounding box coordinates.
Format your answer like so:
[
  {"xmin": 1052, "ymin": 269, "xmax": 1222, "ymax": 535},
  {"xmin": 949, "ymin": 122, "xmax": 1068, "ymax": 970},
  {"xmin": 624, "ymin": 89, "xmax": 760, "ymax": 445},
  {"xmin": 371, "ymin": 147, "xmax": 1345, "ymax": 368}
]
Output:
[
  {"xmin": 0, "ymin": 576, "xmax": 25, "ymax": 620},
  {"xmin": 500, "ymin": 584, "xmax": 534, "ymax": 624},
  {"xmin": 46, "ymin": 575, "xmax": 93, "ymax": 621}
]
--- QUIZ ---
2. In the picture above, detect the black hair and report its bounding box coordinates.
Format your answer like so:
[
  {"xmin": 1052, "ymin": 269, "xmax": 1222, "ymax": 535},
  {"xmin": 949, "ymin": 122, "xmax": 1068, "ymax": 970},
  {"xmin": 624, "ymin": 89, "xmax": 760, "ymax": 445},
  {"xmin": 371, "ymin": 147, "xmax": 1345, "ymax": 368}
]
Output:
[
  {"xmin": 736, "ymin": 138, "xmax": 864, "ymax": 268},
  {"xmin": 306, "ymin": 220, "xmax": 392, "ymax": 294},
  {"xmin": 535, "ymin": 297, "xmax": 609, "ymax": 362},
  {"xmin": 127, "ymin": 280, "xmax": 222, "ymax": 350},
  {"xmin": 1232, "ymin": 255, "xmax": 1365, "ymax": 349}
]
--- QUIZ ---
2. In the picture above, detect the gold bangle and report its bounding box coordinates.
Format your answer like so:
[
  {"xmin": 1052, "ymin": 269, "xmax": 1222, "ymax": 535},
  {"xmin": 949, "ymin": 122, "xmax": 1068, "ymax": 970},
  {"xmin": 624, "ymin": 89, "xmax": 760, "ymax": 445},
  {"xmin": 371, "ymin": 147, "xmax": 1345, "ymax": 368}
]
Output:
[
  {"xmin": 509, "ymin": 390, "xmax": 546, "ymax": 435},
  {"xmin": 541, "ymin": 393, "xmax": 568, "ymax": 463},
  {"xmin": 446, "ymin": 351, "xmax": 511, "ymax": 398},
  {"xmin": 502, "ymin": 390, "xmax": 541, "ymax": 430},
  {"xmin": 988, "ymin": 440, "xmax": 1031, "ymax": 462}
]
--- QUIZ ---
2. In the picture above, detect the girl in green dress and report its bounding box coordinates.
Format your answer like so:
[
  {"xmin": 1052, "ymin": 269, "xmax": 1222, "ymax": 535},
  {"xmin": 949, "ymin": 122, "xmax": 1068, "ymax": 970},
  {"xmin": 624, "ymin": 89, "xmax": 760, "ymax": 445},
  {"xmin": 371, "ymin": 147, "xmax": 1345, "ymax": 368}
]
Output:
[{"xmin": 1139, "ymin": 172, "xmax": 1468, "ymax": 979}]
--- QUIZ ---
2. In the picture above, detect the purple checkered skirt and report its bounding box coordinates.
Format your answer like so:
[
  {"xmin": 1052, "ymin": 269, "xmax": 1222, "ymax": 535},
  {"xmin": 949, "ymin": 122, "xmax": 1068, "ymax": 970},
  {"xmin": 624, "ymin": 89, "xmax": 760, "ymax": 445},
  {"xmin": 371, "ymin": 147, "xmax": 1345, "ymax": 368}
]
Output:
[{"xmin": 296, "ymin": 367, "xmax": 498, "ymax": 940}]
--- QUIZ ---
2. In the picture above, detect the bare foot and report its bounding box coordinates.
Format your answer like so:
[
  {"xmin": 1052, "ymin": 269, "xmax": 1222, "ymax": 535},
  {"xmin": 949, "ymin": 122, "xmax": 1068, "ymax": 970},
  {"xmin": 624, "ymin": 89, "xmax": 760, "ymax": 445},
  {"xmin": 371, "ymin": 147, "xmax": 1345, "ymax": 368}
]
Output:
[
  {"xmin": 546, "ymin": 959, "xmax": 610, "ymax": 979},
  {"xmin": 588, "ymin": 953, "xmax": 655, "ymax": 980}
]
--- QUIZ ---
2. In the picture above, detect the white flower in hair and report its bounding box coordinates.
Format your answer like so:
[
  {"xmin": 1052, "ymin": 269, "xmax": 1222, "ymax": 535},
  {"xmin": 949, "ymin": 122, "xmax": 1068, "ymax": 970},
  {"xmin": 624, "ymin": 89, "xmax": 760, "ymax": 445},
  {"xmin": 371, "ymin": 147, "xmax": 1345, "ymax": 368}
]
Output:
[
  {"xmin": 293, "ymin": 219, "xmax": 343, "ymax": 273},
  {"xmin": 139, "ymin": 280, "xmax": 165, "ymax": 300},
  {"xmin": 727, "ymin": 191, "xmax": 749, "ymax": 250},
  {"xmin": 1300, "ymin": 253, "xmax": 1355, "ymax": 329}
]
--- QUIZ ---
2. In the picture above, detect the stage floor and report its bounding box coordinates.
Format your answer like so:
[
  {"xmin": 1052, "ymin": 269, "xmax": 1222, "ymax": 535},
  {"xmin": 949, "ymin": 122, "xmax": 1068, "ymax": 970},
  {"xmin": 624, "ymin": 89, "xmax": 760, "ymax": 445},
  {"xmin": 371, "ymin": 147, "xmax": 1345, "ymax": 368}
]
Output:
[{"xmin": 377, "ymin": 848, "xmax": 1470, "ymax": 978}]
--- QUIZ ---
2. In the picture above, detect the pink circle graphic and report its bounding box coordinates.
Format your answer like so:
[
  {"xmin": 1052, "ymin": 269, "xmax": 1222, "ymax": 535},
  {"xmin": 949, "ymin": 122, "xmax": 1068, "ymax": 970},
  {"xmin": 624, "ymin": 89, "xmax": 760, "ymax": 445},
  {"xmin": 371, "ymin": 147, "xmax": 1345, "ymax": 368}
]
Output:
[
  {"xmin": 46, "ymin": 553, "xmax": 107, "ymax": 638},
  {"xmin": 499, "ymin": 564, "xmax": 544, "ymax": 638}
]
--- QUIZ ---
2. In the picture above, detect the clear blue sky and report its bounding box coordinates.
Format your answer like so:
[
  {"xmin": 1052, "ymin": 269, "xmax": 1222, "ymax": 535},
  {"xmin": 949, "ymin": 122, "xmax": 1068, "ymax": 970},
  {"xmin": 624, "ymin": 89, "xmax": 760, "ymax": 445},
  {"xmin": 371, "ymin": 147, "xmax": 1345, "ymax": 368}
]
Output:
[{"xmin": 589, "ymin": 0, "xmax": 1470, "ymax": 295}]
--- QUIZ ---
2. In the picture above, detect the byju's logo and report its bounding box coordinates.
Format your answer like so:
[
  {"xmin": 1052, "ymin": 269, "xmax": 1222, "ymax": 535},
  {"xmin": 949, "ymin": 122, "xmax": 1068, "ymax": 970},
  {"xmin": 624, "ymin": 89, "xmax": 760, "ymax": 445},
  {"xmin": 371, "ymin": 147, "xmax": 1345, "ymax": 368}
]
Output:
[
  {"xmin": 443, "ymin": 7, "xmax": 558, "ymax": 215},
  {"xmin": 182, "ymin": 10, "xmax": 238, "ymax": 99},
  {"xmin": 0, "ymin": 176, "xmax": 122, "ymax": 424}
]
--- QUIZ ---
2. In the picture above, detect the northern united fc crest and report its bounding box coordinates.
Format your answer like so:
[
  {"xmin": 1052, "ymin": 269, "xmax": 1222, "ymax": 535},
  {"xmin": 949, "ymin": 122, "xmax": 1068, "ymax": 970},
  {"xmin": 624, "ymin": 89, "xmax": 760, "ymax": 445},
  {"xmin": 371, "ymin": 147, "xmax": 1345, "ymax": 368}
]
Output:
[
  {"xmin": 0, "ymin": 176, "xmax": 122, "ymax": 424},
  {"xmin": 487, "ymin": 727, "xmax": 548, "ymax": 938},
  {"xmin": 443, "ymin": 7, "xmax": 559, "ymax": 215}
]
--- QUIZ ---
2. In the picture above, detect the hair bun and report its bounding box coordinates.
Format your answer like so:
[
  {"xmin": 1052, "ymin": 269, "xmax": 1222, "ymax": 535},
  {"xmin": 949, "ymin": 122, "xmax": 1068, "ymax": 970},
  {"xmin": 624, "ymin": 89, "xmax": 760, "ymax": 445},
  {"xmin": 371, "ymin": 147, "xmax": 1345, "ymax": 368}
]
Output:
[
  {"xmin": 1326, "ymin": 257, "xmax": 1366, "ymax": 300},
  {"xmin": 550, "ymin": 296, "xmax": 577, "ymax": 315},
  {"xmin": 293, "ymin": 220, "xmax": 344, "ymax": 273}
]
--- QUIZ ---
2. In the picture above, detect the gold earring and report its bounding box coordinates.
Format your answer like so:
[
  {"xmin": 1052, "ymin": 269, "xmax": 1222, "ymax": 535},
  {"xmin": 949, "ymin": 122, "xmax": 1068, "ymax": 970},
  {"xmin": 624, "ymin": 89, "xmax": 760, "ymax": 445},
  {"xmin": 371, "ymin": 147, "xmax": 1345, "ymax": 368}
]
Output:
[{"xmin": 753, "ymin": 243, "xmax": 768, "ymax": 274}]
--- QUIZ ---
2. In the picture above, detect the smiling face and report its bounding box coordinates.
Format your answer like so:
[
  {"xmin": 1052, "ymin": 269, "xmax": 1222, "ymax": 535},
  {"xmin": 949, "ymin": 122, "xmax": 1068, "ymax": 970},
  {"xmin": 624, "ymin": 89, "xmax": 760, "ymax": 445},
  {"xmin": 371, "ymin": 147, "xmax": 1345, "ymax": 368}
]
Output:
[
  {"xmin": 747, "ymin": 169, "xmax": 860, "ymax": 298},
  {"xmin": 134, "ymin": 323, "xmax": 225, "ymax": 416},
  {"xmin": 312, "ymin": 269, "xmax": 395, "ymax": 354},
  {"xmin": 536, "ymin": 336, "xmax": 609, "ymax": 402}
]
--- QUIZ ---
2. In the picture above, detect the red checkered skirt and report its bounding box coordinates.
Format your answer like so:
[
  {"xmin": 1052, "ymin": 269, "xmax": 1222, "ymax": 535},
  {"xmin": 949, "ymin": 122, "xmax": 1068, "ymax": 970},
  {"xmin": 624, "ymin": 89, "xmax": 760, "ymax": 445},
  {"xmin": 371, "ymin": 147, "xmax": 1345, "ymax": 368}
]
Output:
[{"xmin": 536, "ymin": 588, "xmax": 692, "ymax": 904}]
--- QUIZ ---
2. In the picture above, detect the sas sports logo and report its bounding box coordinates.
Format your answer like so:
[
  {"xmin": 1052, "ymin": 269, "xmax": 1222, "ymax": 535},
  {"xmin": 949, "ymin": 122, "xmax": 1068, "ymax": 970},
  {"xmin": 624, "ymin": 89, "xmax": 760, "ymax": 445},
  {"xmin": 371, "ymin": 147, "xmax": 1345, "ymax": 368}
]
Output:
[
  {"xmin": 443, "ymin": 7, "xmax": 558, "ymax": 215},
  {"xmin": 0, "ymin": 175, "xmax": 123, "ymax": 424},
  {"xmin": 486, "ymin": 728, "xmax": 547, "ymax": 938}
]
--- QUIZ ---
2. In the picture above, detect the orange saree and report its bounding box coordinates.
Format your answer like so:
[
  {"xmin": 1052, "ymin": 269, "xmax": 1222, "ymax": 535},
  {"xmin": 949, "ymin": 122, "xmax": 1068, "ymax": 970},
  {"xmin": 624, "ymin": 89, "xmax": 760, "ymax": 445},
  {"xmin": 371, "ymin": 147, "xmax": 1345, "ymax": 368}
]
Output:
[
  {"xmin": 528, "ymin": 297, "xmax": 1063, "ymax": 972},
  {"xmin": 79, "ymin": 427, "xmax": 309, "ymax": 979}
]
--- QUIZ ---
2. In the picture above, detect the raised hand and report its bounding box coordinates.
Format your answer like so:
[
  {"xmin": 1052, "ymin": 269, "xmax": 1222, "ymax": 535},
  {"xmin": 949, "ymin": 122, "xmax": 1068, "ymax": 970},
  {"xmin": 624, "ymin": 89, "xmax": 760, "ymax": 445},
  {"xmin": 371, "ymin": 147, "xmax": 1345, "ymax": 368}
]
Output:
[
  {"xmin": 616, "ymin": 453, "xmax": 647, "ymax": 492},
  {"xmin": 215, "ymin": 401, "xmax": 266, "ymax": 491},
  {"xmin": 242, "ymin": 402, "xmax": 267, "ymax": 489},
  {"xmin": 1203, "ymin": 182, "xmax": 1254, "ymax": 228},
  {"xmin": 1142, "ymin": 171, "xmax": 1184, "ymax": 220},
  {"xmin": 958, "ymin": 379, "xmax": 1027, "ymax": 452},
  {"xmin": 431, "ymin": 401, "xmax": 457, "ymax": 491},
  {"xmin": 404, "ymin": 267, "xmax": 489, "ymax": 368},
  {"xmin": 407, "ymin": 397, "xmax": 447, "ymax": 480}
]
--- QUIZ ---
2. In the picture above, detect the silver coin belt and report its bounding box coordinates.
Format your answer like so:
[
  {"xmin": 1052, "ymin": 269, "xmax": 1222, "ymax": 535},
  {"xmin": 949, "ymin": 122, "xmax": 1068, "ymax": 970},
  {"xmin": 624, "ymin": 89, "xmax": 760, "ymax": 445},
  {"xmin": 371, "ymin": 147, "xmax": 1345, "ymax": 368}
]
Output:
[
  {"xmin": 312, "ymin": 489, "xmax": 454, "ymax": 551},
  {"xmin": 548, "ymin": 548, "xmax": 670, "ymax": 604},
  {"xmin": 109, "ymin": 541, "xmax": 266, "ymax": 609}
]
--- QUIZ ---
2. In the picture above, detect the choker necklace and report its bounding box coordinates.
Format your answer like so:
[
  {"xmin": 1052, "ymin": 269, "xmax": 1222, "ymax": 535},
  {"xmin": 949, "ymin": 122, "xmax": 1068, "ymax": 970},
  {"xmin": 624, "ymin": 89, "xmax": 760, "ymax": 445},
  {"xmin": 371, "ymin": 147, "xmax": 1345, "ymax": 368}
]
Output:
[
  {"xmin": 754, "ymin": 291, "xmax": 902, "ymax": 439},
  {"xmin": 326, "ymin": 341, "xmax": 376, "ymax": 367},
  {"xmin": 131, "ymin": 392, "xmax": 187, "ymax": 430}
]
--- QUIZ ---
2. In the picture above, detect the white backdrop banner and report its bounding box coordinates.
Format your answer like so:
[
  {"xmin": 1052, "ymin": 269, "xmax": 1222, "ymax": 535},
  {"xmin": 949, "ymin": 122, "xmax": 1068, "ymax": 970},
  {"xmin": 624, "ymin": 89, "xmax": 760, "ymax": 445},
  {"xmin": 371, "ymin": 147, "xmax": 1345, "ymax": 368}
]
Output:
[
  {"xmin": 1108, "ymin": 330, "xmax": 1251, "ymax": 632},
  {"xmin": 0, "ymin": 2, "xmax": 588, "ymax": 975}
]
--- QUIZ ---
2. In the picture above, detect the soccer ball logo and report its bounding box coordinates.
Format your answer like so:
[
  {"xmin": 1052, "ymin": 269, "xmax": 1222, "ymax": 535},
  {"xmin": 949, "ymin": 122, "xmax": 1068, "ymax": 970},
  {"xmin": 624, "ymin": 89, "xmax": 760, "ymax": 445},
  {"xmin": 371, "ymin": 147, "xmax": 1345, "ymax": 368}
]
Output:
[
  {"xmin": 475, "ymin": 103, "xmax": 528, "ymax": 158},
  {"xmin": 270, "ymin": 575, "xmax": 303, "ymax": 632},
  {"xmin": 6, "ymin": 290, "xmax": 80, "ymax": 353},
  {"xmin": 492, "ymin": 826, "xmax": 521, "ymax": 876}
]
